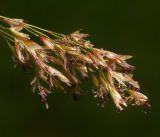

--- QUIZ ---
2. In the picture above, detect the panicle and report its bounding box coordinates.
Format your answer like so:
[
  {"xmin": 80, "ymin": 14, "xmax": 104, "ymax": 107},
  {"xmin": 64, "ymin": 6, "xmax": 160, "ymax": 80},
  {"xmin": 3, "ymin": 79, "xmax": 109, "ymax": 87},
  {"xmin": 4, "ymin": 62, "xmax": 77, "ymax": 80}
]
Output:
[{"xmin": 0, "ymin": 16, "xmax": 149, "ymax": 110}]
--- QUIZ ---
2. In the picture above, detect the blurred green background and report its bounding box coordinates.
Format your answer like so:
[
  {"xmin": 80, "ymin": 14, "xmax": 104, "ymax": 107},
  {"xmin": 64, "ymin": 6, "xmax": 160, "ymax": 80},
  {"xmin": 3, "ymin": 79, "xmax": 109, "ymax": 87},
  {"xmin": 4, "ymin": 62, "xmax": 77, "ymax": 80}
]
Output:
[{"xmin": 0, "ymin": 0, "xmax": 159, "ymax": 137}]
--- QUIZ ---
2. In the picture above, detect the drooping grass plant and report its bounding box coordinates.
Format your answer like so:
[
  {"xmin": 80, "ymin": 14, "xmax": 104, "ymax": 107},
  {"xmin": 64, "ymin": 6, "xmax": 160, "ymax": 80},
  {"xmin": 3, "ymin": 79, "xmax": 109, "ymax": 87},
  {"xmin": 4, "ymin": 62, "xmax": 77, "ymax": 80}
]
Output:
[{"xmin": 0, "ymin": 16, "xmax": 149, "ymax": 110}]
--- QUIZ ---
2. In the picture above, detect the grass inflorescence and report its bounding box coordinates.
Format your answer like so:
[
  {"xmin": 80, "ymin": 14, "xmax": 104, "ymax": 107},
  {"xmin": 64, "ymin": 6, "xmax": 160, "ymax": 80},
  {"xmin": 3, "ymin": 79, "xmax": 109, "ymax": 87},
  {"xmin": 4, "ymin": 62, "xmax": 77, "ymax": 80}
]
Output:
[{"xmin": 0, "ymin": 16, "xmax": 149, "ymax": 110}]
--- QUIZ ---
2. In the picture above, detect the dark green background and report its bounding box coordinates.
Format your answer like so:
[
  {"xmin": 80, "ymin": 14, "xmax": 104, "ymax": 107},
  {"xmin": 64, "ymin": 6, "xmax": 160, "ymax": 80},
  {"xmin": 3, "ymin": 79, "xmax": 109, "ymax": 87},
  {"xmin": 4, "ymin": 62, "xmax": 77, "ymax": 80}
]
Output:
[{"xmin": 0, "ymin": 0, "xmax": 159, "ymax": 137}]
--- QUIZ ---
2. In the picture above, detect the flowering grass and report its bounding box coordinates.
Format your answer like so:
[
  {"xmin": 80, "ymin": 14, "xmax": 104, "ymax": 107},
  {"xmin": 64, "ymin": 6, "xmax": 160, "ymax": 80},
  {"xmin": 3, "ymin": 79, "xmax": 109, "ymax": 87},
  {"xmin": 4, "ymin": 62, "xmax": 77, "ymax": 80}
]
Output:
[{"xmin": 0, "ymin": 16, "xmax": 149, "ymax": 110}]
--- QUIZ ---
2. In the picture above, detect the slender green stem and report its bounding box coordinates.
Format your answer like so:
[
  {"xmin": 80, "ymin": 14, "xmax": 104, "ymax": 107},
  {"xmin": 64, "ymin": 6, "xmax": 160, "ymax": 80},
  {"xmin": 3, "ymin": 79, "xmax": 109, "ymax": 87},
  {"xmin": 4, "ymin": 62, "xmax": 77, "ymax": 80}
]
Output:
[
  {"xmin": 26, "ymin": 23, "xmax": 64, "ymax": 39},
  {"xmin": 4, "ymin": 38, "xmax": 13, "ymax": 48},
  {"xmin": 0, "ymin": 33, "xmax": 14, "ymax": 42},
  {"xmin": 25, "ymin": 28, "xmax": 39, "ymax": 37},
  {"xmin": 0, "ymin": 29, "xmax": 14, "ymax": 40},
  {"xmin": 48, "ymin": 31, "xmax": 64, "ymax": 39},
  {"xmin": 26, "ymin": 26, "xmax": 50, "ymax": 38}
]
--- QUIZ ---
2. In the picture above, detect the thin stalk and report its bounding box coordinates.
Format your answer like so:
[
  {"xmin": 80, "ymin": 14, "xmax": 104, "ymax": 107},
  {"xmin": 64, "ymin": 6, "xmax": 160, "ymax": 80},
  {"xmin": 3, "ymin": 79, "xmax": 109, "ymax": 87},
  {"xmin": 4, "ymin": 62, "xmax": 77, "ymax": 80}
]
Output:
[
  {"xmin": 26, "ymin": 23, "xmax": 64, "ymax": 38},
  {"xmin": 0, "ymin": 29, "xmax": 14, "ymax": 40},
  {"xmin": 0, "ymin": 32, "xmax": 14, "ymax": 42},
  {"xmin": 25, "ymin": 28, "xmax": 39, "ymax": 37},
  {"xmin": 4, "ymin": 38, "xmax": 13, "ymax": 48},
  {"xmin": 26, "ymin": 26, "xmax": 49, "ymax": 38}
]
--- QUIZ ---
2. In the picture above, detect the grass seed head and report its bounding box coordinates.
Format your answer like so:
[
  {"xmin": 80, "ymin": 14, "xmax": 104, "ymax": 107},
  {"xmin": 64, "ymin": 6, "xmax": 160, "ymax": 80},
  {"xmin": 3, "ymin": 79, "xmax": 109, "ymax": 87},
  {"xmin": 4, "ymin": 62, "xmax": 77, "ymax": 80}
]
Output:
[{"xmin": 0, "ymin": 16, "xmax": 149, "ymax": 110}]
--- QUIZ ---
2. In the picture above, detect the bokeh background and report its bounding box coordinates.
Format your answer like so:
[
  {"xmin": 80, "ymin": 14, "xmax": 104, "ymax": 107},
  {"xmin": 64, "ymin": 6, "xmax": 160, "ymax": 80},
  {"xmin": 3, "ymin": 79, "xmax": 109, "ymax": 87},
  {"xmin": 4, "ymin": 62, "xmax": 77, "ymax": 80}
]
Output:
[{"xmin": 0, "ymin": 0, "xmax": 159, "ymax": 137}]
